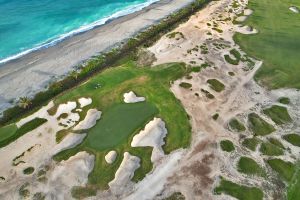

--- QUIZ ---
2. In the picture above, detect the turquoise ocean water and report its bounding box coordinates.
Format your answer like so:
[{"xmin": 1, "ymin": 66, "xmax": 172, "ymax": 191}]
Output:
[{"xmin": 0, "ymin": 0, "xmax": 159, "ymax": 64}]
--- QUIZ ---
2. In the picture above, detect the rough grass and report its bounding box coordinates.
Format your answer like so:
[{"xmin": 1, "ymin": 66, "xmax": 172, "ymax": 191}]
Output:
[
  {"xmin": 278, "ymin": 97, "xmax": 290, "ymax": 105},
  {"xmin": 0, "ymin": 118, "xmax": 47, "ymax": 148},
  {"xmin": 224, "ymin": 49, "xmax": 241, "ymax": 65},
  {"xmin": 164, "ymin": 192, "xmax": 185, "ymax": 200},
  {"xmin": 229, "ymin": 118, "xmax": 246, "ymax": 132},
  {"xmin": 248, "ymin": 113, "xmax": 275, "ymax": 136},
  {"xmin": 215, "ymin": 178, "xmax": 263, "ymax": 200},
  {"xmin": 234, "ymin": 0, "xmax": 300, "ymax": 89},
  {"xmin": 179, "ymin": 82, "xmax": 192, "ymax": 89},
  {"xmin": 283, "ymin": 134, "xmax": 300, "ymax": 147},
  {"xmin": 288, "ymin": 163, "xmax": 300, "ymax": 200},
  {"xmin": 207, "ymin": 79, "xmax": 225, "ymax": 92},
  {"xmin": 23, "ymin": 167, "xmax": 34, "ymax": 175},
  {"xmin": 267, "ymin": 159, "xmax": 295, "ymax": 182},
  {"xmin": 52, "ymin": 62, "xmax": 191, "ymax": 189},
  {"xmin": 260, "ymin": 141, "xmax": 284, "ymax": 156},
  {"xmin": 268, "ymin": 137, "xmax": 285, "ymax": 149},
  {"xmin": 237, "ymin": 157, "xmax": 265, "ymax": 176},
  {"xmin": 220, "ymin": 140, "xmax": 235, "ymax": 152},
  {"xmin": 263, "ymin": 105, "xmax": 292, "ymax": 125},
  {"xmin": 242, "ymin": 137, "xmax": 260, "ymax": 151}
]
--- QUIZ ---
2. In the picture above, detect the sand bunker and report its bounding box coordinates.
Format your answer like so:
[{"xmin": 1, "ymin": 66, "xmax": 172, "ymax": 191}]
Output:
[
  {"xmin": 235, "ymin": 16, "xmax": 247, "ymax": 22},
  {"xmin": 78, "ymin": 97, "xmax": 92, "ymax": 108},
  {"xmin": 73, "ymin": 109, "xmax": 101, "ymax": 130},
  {"xmin": 289, "ymin": 6, "xmax": 299, "ymax": 13},
  {"xmin": 123, "ymin": 91, "xmax": 145, "ymax": 103},
  {"xmin": 54, "ymin": 101, "xmax": 77, "ymax": 118},
  {"xmin": 109, "ymin": 152, "xmax": 140, "ymax": 194},
  {"xmin": 53, "ymin": 133, "xmax": 86, "ymax": 155},
  {"xmin": 236, "ymin": 25, "xmax": 258, "ymax": 35},
  {"xmin": 131, "ymin": 118, "xmax": 168, "ymax": 162},
  {"xmin": 105, "ymin": 150, "xmax": 117, "ymax": 164},
  {"xmin": 244, "ymin": 9, "xmax": 253, "ymax": 15}
]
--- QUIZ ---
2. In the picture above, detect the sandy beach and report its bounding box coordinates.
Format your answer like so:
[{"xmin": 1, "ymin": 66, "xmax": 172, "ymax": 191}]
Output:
[{"xmin": 0, "ymin": 0, "xmax": 194, "ymax": 114}]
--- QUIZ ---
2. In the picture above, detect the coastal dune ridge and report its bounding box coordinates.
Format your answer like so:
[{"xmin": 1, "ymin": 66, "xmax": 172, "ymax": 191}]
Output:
[{"xmin": 0, "ymin": 0, "xmax": 194, "ymax": 114}]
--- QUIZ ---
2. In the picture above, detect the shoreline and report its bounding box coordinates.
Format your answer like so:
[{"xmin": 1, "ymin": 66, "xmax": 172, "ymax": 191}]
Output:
[{"xmin": 0, "ymin": 0, "xmax": 194, "ymax": 114}]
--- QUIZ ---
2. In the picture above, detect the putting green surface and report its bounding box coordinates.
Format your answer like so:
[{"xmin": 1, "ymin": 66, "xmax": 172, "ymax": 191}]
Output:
[
  {"xmin": 234, "ymin": 0, "xmax": 300, "ymax": 89},
  {"xmin": 0, "ymin": 124, "xmax": 17, "ymax": 142},
  {"xmin": 87, "ymin": 102, "xmax": 158, "ymax": 151}
]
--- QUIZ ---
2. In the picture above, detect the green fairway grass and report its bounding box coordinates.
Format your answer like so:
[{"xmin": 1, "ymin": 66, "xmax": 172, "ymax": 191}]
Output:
[
  {"xmin": 234, "ymin": 0, "xmax": 300, "ymax": 89},
  {"xmin": 263, "ymin": 105, "xmax": 292, "ymax": 125},
  {"xmin": 0, "ymin": 124, "xmax": 17, "ymax": 142},
  {"xmin": 283, "ymin": 134, "xmax": 300, "ymax": 147},
  {"xmin": 248, "ymin": 113, "xmax": 275, "ymax": 136},
  {"xmin": 52, "ymin": 61, "xmax": 191, "ymax": 189},
  {"xmin": 267, "ymin": 159, "xmax": 295, "ymax": 182},
  {"xmin": 215, "ymin": 178, "xmax": 263, "ymax": 200},
  {"xmin": 237, "ymin": 157, "xmax": 265, "ymax": 176}
]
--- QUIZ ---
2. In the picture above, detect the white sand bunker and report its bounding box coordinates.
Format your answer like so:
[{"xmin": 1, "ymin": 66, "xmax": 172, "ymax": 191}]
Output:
[
  {"xmin": 53, "ymin": 133, "xmax": 86, "ymax": 154},
  {"xmin": 55, "ymin": 101, "xmax": 77, "ymax": 118},
  {"xmin": 244, "ymin": 9, "xmax": 253, "ymax": 16},
  {"xmin": 105, "ymin": 150, "xmax": 117, "ymax": 164},
  {"xmin": 73, "ymin": 109, "xmax": 101, "ymax": 130},
  {"xmin": 109, "ymin": 152, "xmax": 140, "ymax": 193},
  {"xmin": 236, "ymin": 25, "xmax": 258, "ymax": 35},
  {"xmin": 289, "ymin": 6, "xmax": 299, "ymax": 13},
  {"xmin": 78, "ymin": 97, "xmax": 92, "ymax": 108},
  {"xmin": 123, "ymin": 91, "xmax": 145, "ymax": 103},
  {"xmin": 235, "ymin": 16, "xmax": 247, "ymax": 22},
  {"xmin": 131, "ymin": 118, "xmax": 167, "ymax": 162}
]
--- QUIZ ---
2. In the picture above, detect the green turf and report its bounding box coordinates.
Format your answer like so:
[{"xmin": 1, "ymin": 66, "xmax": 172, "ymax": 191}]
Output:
[
  {"xmin": 220, "ymin": 140, "xmax": 235, "ymax": 152},
  {"xmin": 242, "ymin": 137, "xmax": 261, "ymax": 151},
  {"xmin": 283, "ymin": 134, "xmax": 300, "ymax": 147},
  {"xmin": 288, "ymin": 163, "xmax": 300, "ymax": 200},
  {"xmin": 267, "ymin": 159, "xmax": 295, "ymax": 182},
  {"xmin": 87, "ymin": 102, "xmax": 157, "ymax": 151},
  {"xmin": 229, "ymin": 118, "xmax": 246, "ymax": 132},
  {"xmin": 248, "ymin": 113, "xmax": 275, "ymax": 136},
  {"xmin": 215, "ymin": 178, "xmax": 263, "ymax": 200},
  {"xmin": 234, "ymin": 0, "xmax": 300, "ymax": 89},
  {"xmin": 0, "ymin": 118, "xmax": 47, "ymax": 148},
  {"xmin": 237, "ymin": 157, "xmax": 265, "ymax": 176},
  {"xmin": 52, "ymin": 62, "xmax": 191, "ymax": 189},
  {"xmin": 260, "ymin": 141, "xmax": 284, "ymax": 156},
  {"xmin": 207, "ymin": 79, "xmax": 225, "ymax": 92},
  {"xmin": 263, "ymin": 105, "xmax": 292, "ymax": 125}
]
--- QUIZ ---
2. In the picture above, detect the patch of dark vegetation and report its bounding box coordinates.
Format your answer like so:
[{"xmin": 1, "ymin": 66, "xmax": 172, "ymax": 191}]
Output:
[
  {"xmin": 283, "ymin": 134, "xmax": 300, "ymax": 147},
  {"xmin": 228, "ymin": 71, "xmax": 235, "ymax": 76},
  {"xmin": 201, "ymin": 89, "xmax": 215, "ymax": 99},
  {"xmin": 23, "ymin": 167, "xmax": 35, "ymax": 175},
  {"xmin": 0, "ymin": 118, "xmax": 47, "ymax": 148},
  {"xmin": 220, "ymin": 140, "xmax": 235, "ymax": 152},
  {"xmin": 268, "ymin": 137, "xmax": 285, "ymax": 149},
  {"xmin": 263, "ymin": 105, "xmax": 292, "ymax": 125},
  {"xmin": 260, "ymin": 142, "xmax": 284, "ymax": 156},
  {"xmin": 237, "ymin": 157, "xmax": 265, "ymax": 176},
  {"xmin": 215, "ymin": 177, "xmax": 263, "ymax": 200},
  {"xmin": 267, "ymin": 159, "xmax": 295, "ymax": 182},
  {"xmin": 229, "ymin": 118, "xmax": 246, "ymax": 132},
  {"xmin": 191, "ymin": 66, "xmax": 201, "ymax": 72},
  {"xmin": 33, "ymin": 192, "xmax": 46, "ymax": 200},
  {"xmin": 224, "ymin": 49, "xmax": 241, "ymax": 65},
  {"xmin": 242, "ymin": 137, "xmax": 260, "ymax": 151},
  {"xmin": 248, "ymin": 113, "xmax": 275, "ymax": 136},
  {"xmin": 212, "ymin": 113, "xmax": 219, "ymax": 120},
  {"xmin": 166, "ymin": 32, "xmax": 185, "ymax": 40},
  {"xmin": 207, "ymin": 79, "xmax": 225, "ymax": 92},
  {"xmin": 19, "ymin": 183, "xmax": 30, "ymax": 198},
  {"xmin": 278, "ymin": 97, "xmax": 290, "ymax": 105},
  {"xmin": 71, "ymin": 185, "xmax": 98, "ymax": 199},
  {"xmin": 164, "ymin": 192, "xmax": 185, "ymax": 200},
  {"xmin": 179, "ymin": 82, "xmax": 192, "ymax": 89}
]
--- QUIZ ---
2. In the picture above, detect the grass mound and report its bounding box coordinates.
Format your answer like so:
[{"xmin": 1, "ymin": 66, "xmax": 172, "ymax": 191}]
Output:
[
  {"xmin": 215, "ymin": 178, "xmax": 263, "ymax": 200},
  {"xmin": 278, "ymin": 97, "xmax": 290, "ymax": 105},
  {"xmin": 179, "ymin": 82, "xmax": 192, "ymax": 89},
  {"xmin": 207, "ymin": 79, "xmax": 225, "ymax": 92},
  {"xmin": 248, "ymin": 113, "xmax": 275, "ymax": 136},
  {"xmin": 242, "ymin": 137, "xmax": 260, "ymax": 151},
  {"xmin": 23, "ymin": 167, "xmax": 34, "ymax": 175},
  {"xmin": 229, "ymin": 118, "xmax": 246, "ymax": 132},
  {"xmin": 237, "ymin": 157, "xmax": 265, "ymax": 176},
  {"xmin": 268, "ymin": 137, "xmax": 285, "ymax": 149},
  {"xmin": 283, "ymin": 134, "xmax": 300, "ymax": 147},
  {"xmin": 263, "ymin": 105, "xmax": 292, "ymax": 125},
  {"xmin": 220, "ymin": 140, "xmax": 235, "ymax": 152},
  {"xmin": 260, "ymin": 141, "xmax": 284, "ymax": 156},
  {"xmin": 267, "ymin": 159, "xmax": 295, "ymax": 181}
]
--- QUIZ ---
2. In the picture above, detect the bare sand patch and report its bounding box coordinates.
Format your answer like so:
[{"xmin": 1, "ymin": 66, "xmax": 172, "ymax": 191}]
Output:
[
  {"xmin": 78, "ymin": 97, "xmax": 92, "ymax": 108},
  {"xmin": 235, "ymin": 16, "xmax": 247, "ymax": 22},
  {"xmin": 131, "ymin": 117, "xmax": 167, "ymax": 162},
  {"xmin": 73, "ymin": 109, "xmax": 101, "ymax": 130},
  {"xmin": 123, "ymin": 91, "xmax": 145, "ymax": 103},
  {"xmin": 244, "ymin": 9, "xmax": 253, "ymax": 15},
  {"xmin": 105, "ymin": 150, "xmax": 117, "ymax": 164},
  {"xmin": 289, "ymin": 6, "xmax": 299, "ymax": 13},
  {"xmin": 53, "ymin": 133, "xmax": 86, "ymax": 155}
]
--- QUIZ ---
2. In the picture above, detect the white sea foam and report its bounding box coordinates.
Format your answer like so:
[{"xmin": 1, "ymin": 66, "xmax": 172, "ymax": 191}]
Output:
[{"xmin": 0, "ymin": 0, "xmax": 160, "ymax": 65}]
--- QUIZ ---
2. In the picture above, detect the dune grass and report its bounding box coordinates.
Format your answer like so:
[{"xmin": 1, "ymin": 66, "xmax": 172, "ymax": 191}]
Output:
[
  {"xmin": 215, "ymin": 178, "xmax": 263, "ymax": 200},
  {"xmin": 283, "ymin": 134, "xmax": 300, "ymax": 147},
  {"xmin": 229, "ymin": 118, "xmax": 246, "ymax": 132},
  {"xmin": 260, "ymin": 141, "xmax": 284, "ymax": 156},
  {"xmin": 268, "ymin": 137, "xmax": 285, "ymax": 149},
  {"xmin": 248, "ymin": 113, "xmax": 275, "ymax": 136},
  {"xmin": 53, "ymin": 61, "xmax": 191, "ymax": 189},
  {"xmin": 242, "ymin": 137, "xmax": 260, "ymax": 151},
  {"xmin": 23, "ymin": 167, "xmax": 35, "ymax": 175},
  {"xmin": 237, "ymin": 157, "xmax": 265, "ymax": 176},
  {"xmin": 220, "ymin": 140, "xmax": 235, "ymax": 152},
  {"xmin": 263, "ymin": 105, "xmax": 292, "ymax": 125},
  {"xmin": 288, "ymin": 163, "xmax": 300, "ymax": 200},
  {"xmin": 267, "ymin": 159, "xmax": 295, "ymax": 182},
  {"xmin": 234, "ymin": 0, "xmax": 300, "ymax": 89},
  {"xmin": 207, "ymin": 79, "xmax": 225, "ymax": 92},
  {"xmin": 179, "ymin": 82, "xmax": 192, "ymax": 89},
  {"xmin": 278, "ymin": 97, "xmax": 290, "ymax": 105}
]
